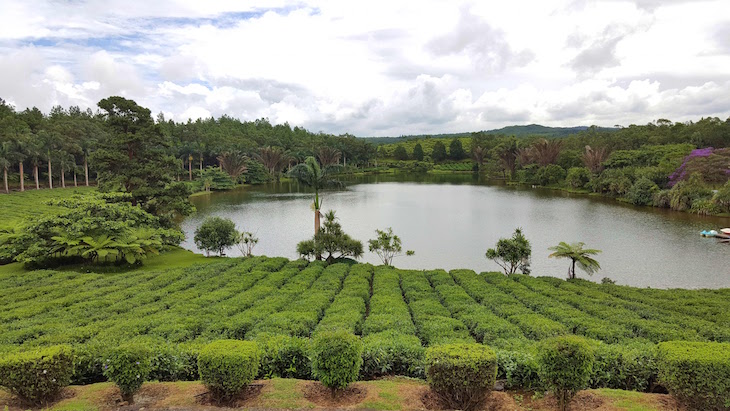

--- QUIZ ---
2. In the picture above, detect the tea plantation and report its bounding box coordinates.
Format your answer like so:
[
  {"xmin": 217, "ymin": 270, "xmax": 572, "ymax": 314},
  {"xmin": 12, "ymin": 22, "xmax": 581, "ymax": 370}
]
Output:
[{"xmin": 1, "ymin": 256, "xmax": 729, "ymax": 408}]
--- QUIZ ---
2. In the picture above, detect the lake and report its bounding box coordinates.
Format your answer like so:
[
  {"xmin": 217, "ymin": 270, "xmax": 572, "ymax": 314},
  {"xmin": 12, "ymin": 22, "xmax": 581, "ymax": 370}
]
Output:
[{"xmin": 182, "ymin": 174, "xmax": 730, "ymax": 289}]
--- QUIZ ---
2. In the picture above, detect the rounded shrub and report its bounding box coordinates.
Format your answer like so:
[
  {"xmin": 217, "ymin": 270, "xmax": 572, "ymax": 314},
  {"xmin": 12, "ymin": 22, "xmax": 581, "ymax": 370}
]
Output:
[
  {"xmin": 425, "ymin": 343, "xmax": 498, "ymax": 411},
  {"xmin": 537, "ymin": 335, "xmax": 595, "ymax": 411},
  {"xmin": 657, "ymin": 341, "xmax": 730, "ymax": 411},
  {"xmin": 311, "ymin": 330, "xmax": 363, "ymax": 391},
  {"xmin": 198, "ymin": 339, "xmax": 260, "ymax": 402},
  {"xmin": 102, "ymin": 343, "xmax": 153, "ymax": 403},
  {"xmin": 0, "ymin": 345, "xmax": 74, "ymax": 406}
]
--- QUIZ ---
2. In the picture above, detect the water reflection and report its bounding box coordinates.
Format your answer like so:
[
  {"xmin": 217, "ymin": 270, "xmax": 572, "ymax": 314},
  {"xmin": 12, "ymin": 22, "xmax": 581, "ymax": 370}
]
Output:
[{"xmin": 182, "ymin": 174, "xmax": 729, "ymax": 289}]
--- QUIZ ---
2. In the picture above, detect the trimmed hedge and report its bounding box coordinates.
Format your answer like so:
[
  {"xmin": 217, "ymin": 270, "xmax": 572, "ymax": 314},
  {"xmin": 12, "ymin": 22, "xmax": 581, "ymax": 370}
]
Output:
[
  {"xmin": 102, "ymin": 343, "xmax": 153, "ymax": 403},
  {"xmin": 590, "ymin": 342, "xmax": 658, "ymax": 392},
  {"xmin": 0, "ymin": 345, "xmax": 74, "ymax": 406},
  {"xmin": 657, "ymin": 341, "xmax": 730, "ymax": 411},
  {"xmin": 538, "ymin": 336, "xmax": 595, "ymax": 411},
  {"xmin": 426, "ymin": 343, "xmax": 498, "ymax": 411},
  {"xmin": 198, "ymin": 340, "xmax": 261, "ymax": 402},
  {"xmin": 311, "ymin": 330, "xmax": 363, "ymax": 391}
]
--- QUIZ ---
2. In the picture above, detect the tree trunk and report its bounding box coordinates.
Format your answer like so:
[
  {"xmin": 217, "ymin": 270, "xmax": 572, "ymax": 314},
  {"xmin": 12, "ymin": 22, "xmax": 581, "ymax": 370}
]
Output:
[
  {"xmin": 48, "ymin": 159, "xmax": 53, "ymax": 189},
  {"xmin": 199, "ymin": 154, "xmax": 203, "ymax": 173},
  {"xmin": 61, "ymin": 164, "xmax": 66, "ymax": 188},
  {"xmin": 84, "ymin": 156, "xmax": 89, "ymax": 186},
  {"xmin": 34, "ymin": 165, "xmax": 39, "ymax": 189},
  {"xmin": 3, "ymin": 167, "xmax": 7, "ymax": 193},
  {"xmin": 188, "ymin": 157, "xmax": 192, "ymax": 181},
  {"xmin": 19, "ymin": 162, "xmax": 24, "ymax": 191},
  {"xmin": 73, "ymin": 169, "xmax": 77, "ymax": 187},
  {"xmin": 570, "ymin": 259, "xmax": 576, "ymax": 279},
  {"xmin": 314, "ymin": 209, "xmax": 322, "ymax": 260}
]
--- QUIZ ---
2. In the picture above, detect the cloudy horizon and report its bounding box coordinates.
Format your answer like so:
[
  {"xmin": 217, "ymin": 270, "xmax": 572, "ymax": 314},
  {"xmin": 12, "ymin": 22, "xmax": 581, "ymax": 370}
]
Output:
[{"xmin": 1, "ymin": 0, "xmax": 729, "ymax": 136}]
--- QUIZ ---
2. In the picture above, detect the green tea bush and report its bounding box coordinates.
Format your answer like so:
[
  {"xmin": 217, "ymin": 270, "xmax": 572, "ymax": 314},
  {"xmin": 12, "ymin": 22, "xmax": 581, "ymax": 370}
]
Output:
[
  {"xmin": 537, "ymin": 336, "xmax": 595, "ymax": 411},
  {"xmin": 361, "ymin": 331, "xmax": 425, "ymax": 379},
  {"xmin": 495, "ymin": 348, "xmax": 541, "ymax": 390},
  {"xmin": 425, "ymin": 343, "xmax": 498, "ymax": 411},
  {"xmin": 72, "ymin": 340, "xmax": 113, "ymax": 384},
  {"xmin": 0, "ymin": 345, "xmax": 74, "ymax": 406},
  {"xmin": 149, "ymin": 343, "xmax": 195, "ymax": 382},
  {"xmin": 590, "ymin": 342, "xmax": 658, "ymax": 392},
  {"xmin": 311, "ymin": 330, "xmax": 363, "ymax": 391},
  {"xmin": 657, "ymin": 341, "xmax": 730, "ymax": 411},
  {"xmin": 103, "ymin": 343, "xmax": 153, "ymax": 403},
  {"xmin": 256, "ymin": 334, "xmax": 312, "ymax": 379},
  {"xmin": 198, "ymin": 340, "xmax": 261, "ymax": 402}
]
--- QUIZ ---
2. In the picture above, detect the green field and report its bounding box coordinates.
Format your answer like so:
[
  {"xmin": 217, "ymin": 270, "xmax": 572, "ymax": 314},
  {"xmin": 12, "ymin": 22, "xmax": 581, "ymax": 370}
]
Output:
[
  {"xmin": 2, "ymin": 255, "xmax": 729, "ymax": 385},
  {"xmin": 0, "ymin": 187, "xmax": 96, "ymax": 225}
]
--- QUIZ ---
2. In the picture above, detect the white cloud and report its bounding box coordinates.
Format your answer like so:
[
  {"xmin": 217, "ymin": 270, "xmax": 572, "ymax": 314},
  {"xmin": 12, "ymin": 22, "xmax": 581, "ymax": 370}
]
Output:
[{"xmin": 0, "ymin": 0, "xmax": 729, "ymax": 135}]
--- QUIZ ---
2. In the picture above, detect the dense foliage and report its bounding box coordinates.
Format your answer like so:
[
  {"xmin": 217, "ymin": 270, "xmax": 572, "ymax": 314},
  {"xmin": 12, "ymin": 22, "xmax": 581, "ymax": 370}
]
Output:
[
  {"xmin": 198, "ymin": 340, "xmax": 261, "ymax": 402},
  {"xmin": 3, "ymin": 192, "xmax": 182, "ymax": 266},
  {"xmin": 485, "ymin": 228, "xmax": 531, "ymax": 275},
  {"xmin": 194, "ymin": 217, "xmax": 239, "ymax": 257},
  {"xmin": 310, "ymin": 330, "xmax": 363, "ymax": 391},
  {"xmin": 657, "ymin": 341, "xmax": 730, "ymax": 411},
  {"xmin": 0, "ymin": 345, "xmax": 74, "ymax": 406},
  {"xmin": 425, "ymin": 343, "xmax": 498, "ymax": 411},
  {"xmin": 296, "ymin": 210, "xmax": 363, "ymax": 263},
  {"xmin": 538, "ymin": 336, "xmax": 595, "ymax": 411},
  {"xmin": 102, "ymin": 343, "xmax": 153, "ymax": 403}
]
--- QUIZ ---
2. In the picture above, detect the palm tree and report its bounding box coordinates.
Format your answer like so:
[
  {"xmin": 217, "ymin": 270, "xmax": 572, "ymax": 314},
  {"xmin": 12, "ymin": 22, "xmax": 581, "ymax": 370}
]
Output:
[
  {"xmin": 529, "ymin": 138, "xmax": 563, "ymax": 166},
  {"xmin": 472, "ymin": 145, "xmax": 487, "ymax": 172},
  {"xmin": 289, "ymin": 156, "xmax": 341, "ymax": 237},
  {"xmin": 548, "ymin": 242, "xmax": 602, "ymax": 279},
  {"xmin": 217, "ymin": 151, "xmax": 248, "ymax": 181},
  {"xmin": 582, "ymin": 145, "xmax": 609, "ymax": 174},
  {"xmin": 316, "ymin": 146, "xmax": 341, "ymax": 169},
  {"xmin": 256, "ymin": 146, "xmax": 290, "ymax": 180},
  {"xmin": 0, "ymin": 141, "xmax": 12, "ymax": 193}
]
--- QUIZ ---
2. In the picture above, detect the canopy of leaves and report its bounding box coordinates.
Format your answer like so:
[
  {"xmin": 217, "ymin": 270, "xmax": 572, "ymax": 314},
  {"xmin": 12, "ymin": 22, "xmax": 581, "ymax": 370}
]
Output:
[
  {"xmin": 8, "ymin": 192, "xmax": 182, "ymax": 266},
  {"xmin": 194, "ymin": 217, "xmax": 239, "ymax": 256},
  {"xmin": 297, "ymin": 210, "xmax": 363, "ymax": 263},
  {"xmin": 486, "ymin": 228, "xmax": 531, "ymax": 275}
]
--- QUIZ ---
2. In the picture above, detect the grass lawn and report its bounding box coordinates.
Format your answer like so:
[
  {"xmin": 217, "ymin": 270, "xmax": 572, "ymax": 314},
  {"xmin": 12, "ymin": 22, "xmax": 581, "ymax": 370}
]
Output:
[
  {"xmin": 0, "ymin": 379, "xmax": 679, "ymax": 411},
  {"xmin": 0, "ymin": 186, "xmax": 96, "ymax": 226}
]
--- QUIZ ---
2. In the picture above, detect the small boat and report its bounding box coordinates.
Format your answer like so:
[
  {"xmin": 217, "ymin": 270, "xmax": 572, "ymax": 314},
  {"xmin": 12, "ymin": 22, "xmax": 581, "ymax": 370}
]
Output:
[
  {"xmin": 701, "ymin": 230, "xmax": 719, "ymax": 237},
  {"xmin": 721, "ymin": 228, "xmax": 730, "ymax": 235}
]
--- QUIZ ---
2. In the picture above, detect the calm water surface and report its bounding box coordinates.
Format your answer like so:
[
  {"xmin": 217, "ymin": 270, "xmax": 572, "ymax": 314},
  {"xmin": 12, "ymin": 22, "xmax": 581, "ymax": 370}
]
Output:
[{"xmin": 182, "ymin": 174, "xmax": 730, "ymax": 289}]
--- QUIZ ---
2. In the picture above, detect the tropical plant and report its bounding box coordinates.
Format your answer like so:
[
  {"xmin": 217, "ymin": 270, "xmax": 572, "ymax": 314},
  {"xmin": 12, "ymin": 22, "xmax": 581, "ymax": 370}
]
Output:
[
  {"xmin": 235, "ymin": 230, "xmax": 259, "ymax": 257},
  {"xmin": 0, "ymin": 140, "xmax": 12, "ymax": 193},
  {"xmin": 582, "ymin": 145, "xmax": 609, "ymax": 174},
  {"xmin": 472, "ymin": 145, "xmax": 487, "ymax": 172},
  {"xmin": 194, "ymin": 217, "xmax": 238, "ymax": 256},
  {"xmin": 486, "ymin": 228, "xmax": 531, "ymax": 275},
  {"xmin": 296, "ymin": 210, "xmax": 363, "ymax": 263},
  {"xmin": 548, "ymin": 242, "xmax": 602, "ymax": 279},
  {"xmin": 289, "ymin": 156, "xmax": 341, "ymax": 236},
  {"xmin": 368, "ymin": 227, "xmax": 414, "ymax": 266},
  {"xmin": 317, "ymin": 146, "xmax": 342, "ymax": 168},
  {"xmin": 256, "ymin": 146, "xmax": 290, "ymax": 180},
  {"xmin": 216, "ymin": 151, "xmax": 248, "ymax": 181}
]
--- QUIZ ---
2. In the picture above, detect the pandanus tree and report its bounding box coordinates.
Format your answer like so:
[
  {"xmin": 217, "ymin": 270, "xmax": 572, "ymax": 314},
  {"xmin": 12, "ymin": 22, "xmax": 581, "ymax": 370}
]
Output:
[
  {"xmin": 548, "ymin": 242, "xmax": 601, "ymax": 279},
  {"xmin": 217, "ymin": 151, "xmax": 248, "ymax": 182},
  {"xmin": 316, "ymin": 146, "xmax": 342, "ymax": 169},
  {"xmin": 289, "ymin": 156, "xmax": 341, "ymax": 236},
  {"xmin": 472, "ymin": 145, "xmax": 487, "ymax": 172},
  {"xmin": 256, "ymin": 146, "xmax": 290, "ymax": 180}
]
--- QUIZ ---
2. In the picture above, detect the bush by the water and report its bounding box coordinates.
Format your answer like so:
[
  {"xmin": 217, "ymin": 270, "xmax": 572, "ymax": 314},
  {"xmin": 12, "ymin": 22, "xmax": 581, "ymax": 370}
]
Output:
[
  {"xmin": 538, "ymin": 336, "xmax": 595, "ymax": 411},
  {"xmin": 311, "ymin": 330, "xmax": 363, "ymax": 391},
  {"xmin": 0, "ymin": 345, "xmax": 74, "ymax": 406},
  {"xmin": 425, "ymin": 343, "xmax": 498, "ymax": 411},
  {"xmin": 103, "ymin": 343, "xmax": 153, "ymax": 403},
  {"xmin": 657, "ymin": 341, "xmax": 730, "ymax": 411},
  {"xmin": 198, "ymin": 340, "xmax": 261, "ymax": 402}
]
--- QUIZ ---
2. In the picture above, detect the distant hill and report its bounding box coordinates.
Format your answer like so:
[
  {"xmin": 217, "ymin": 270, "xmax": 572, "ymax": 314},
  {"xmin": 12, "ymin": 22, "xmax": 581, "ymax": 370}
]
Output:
[{"xmin": 362, "ymin": 124, "xmax": 617, "ymax": 145}]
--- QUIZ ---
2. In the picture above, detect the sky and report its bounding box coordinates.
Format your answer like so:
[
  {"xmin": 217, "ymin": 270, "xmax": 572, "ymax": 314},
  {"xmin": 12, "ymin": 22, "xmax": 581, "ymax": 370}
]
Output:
[{"xmin": 0, "ymin": 0, "xmax": 729, "ymax": 137}]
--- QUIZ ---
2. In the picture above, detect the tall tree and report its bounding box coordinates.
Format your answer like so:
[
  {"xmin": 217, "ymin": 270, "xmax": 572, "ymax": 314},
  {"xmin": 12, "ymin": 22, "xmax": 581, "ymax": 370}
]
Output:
[
  {"xmin": 548, "ymin": 242, "xmax": 601, "ymax": 279},
  {"xmin": 412, "ymin": 143, "xmax": 424, "ymax": 161},
  {"xmin": 449, "ymin": 138, "xmax": 466, "ymax": 160},
  {"xmin": 256, "ymin": 146, "xmax": 290, "ymax": 180},
  {"xmin": 432, "ymin": 141, "xmax": 447, "ymax": 162},
  {"xmin": 0, "ymin": 141, "xmax": 11, "ymax": 193},
  {"xmin": 316, "ymin": 146, "xmax": 342, "ymax": 168},
  {"xmin": 472, "ymin": 145, "xmax": 487, "ymax": 172},
  {"xmin": 289, "ymin": 156, "xmax": 340, "ymax": 238},
  {"xmin": 92, "ymin": 96, "xmax": 192, "ymax": 226},
  {"xmin": 217, "ymin": 151, "xmax": 248, "ymax": 182}
]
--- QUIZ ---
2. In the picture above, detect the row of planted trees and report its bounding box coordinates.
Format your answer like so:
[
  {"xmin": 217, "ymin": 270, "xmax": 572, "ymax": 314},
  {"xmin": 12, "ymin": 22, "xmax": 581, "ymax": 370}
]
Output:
[{"xmin": 0, "ymin": 97, "xmax": 376, "ymax": 194}]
